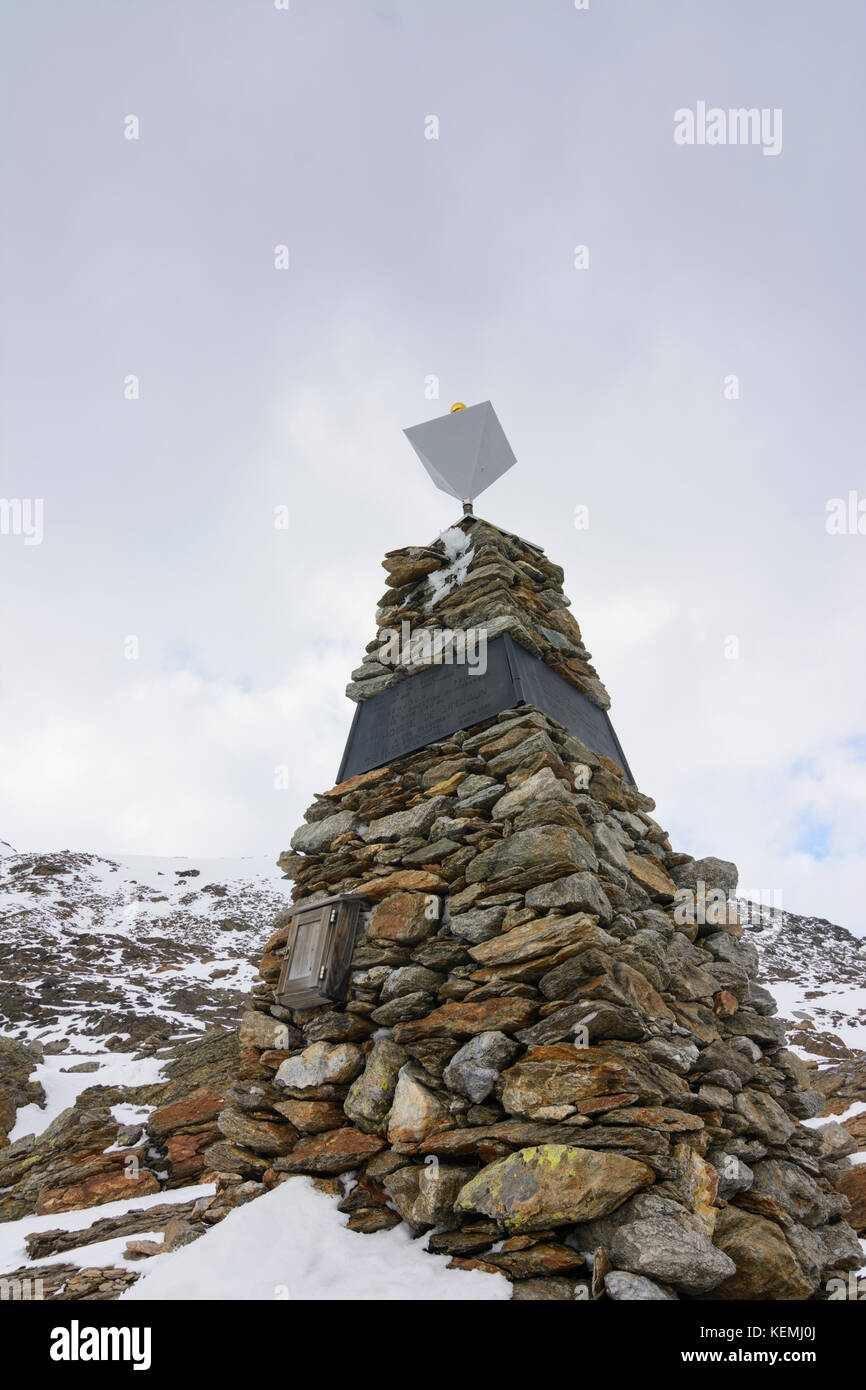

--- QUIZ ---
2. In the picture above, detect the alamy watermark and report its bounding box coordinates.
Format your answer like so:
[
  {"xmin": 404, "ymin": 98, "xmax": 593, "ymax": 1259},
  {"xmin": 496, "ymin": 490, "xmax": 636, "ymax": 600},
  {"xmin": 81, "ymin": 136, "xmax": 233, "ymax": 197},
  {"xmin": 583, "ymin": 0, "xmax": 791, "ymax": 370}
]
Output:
[
  {"xmin": 673, "ymin": 882, "xmax": 783, "ymax": 928},
  {"xmin": 674, "ymin": 102, "xmax": 782, "ymax": 157},
  {"xmin": 826, "ymin": 1272, "xmax": 866, "ymax": 1300},
  {"xmin": 0, "ymin": 498, "xmax": 43, "ymax": 545},
  {"xmin": 826, "ymin": 490, "xmax": 866, "ymax": 535},
  {"xmin": 1, "ymin": 1276, "xmax": 44, "ymax": 1300},
  {"xmin": 378, "ymin": 619, "xmax": 487, "ymax": 675}
]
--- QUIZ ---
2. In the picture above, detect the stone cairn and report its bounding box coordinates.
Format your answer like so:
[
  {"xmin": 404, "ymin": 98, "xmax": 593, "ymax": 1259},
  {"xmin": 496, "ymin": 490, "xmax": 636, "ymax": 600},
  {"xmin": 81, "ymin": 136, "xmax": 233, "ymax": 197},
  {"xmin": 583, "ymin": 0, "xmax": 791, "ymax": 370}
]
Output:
[{"xmin": 209, "ymin": 518, "xmax": 861, "ymax": 1300}]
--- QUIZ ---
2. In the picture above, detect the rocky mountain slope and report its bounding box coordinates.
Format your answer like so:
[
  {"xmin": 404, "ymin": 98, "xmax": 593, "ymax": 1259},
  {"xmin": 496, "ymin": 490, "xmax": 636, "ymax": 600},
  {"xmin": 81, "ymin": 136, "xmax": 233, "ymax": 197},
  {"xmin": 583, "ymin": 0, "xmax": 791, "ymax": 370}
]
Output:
[
  {"xmin": 1, "ymin": 845, "xmax": 863, "ymax": 1300},
  {"xmin": 0, "ymin": 848, "xmax": 291, "ymax": 1296}
]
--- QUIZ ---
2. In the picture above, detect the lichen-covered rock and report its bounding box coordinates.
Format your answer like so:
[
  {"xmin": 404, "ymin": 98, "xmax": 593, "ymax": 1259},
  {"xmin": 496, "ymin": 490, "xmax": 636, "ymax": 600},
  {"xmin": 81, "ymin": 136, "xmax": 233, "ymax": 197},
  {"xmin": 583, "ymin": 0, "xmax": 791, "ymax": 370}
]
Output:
[
  {"xmin": 344, "ymin": 1039, "xmax": 407, "ymax": 1134},
  {"xmin": 465, "ymin": 827, "xmax": 598, "ymax": 892},
  {"xmin": 456, "ymin": 1144, "xmax": 653, "ymax": 1232}
]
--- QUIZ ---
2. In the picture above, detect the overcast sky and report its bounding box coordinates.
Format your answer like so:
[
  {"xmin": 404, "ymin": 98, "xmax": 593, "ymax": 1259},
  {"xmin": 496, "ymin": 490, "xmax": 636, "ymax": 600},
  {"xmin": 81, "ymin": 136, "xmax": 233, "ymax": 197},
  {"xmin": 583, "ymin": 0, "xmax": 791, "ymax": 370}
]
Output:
[{"xmin": 1, "ymin": 1, "xmax": 864, "ymax": 935}]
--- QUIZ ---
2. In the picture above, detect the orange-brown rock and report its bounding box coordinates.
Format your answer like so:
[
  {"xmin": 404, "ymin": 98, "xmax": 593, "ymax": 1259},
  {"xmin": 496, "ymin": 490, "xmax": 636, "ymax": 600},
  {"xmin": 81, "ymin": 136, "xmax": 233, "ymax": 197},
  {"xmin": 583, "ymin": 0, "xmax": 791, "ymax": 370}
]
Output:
[
  {"xmin": 273, "ymin": 1099, "xmax": 347, "ymax": 1132},
  {"xmin": 843, "ymin": 1113, "xmax": 866, "ymax": 1147},
  {"xmin": 498, "ymin": 1043, "xmax": 687, "ymax": 1121},
  {"xmin": 627, "ymin": 852, "xmax": 677, "ymax": 901},
  {"xmin": 272, "ymin": 1127, "xmax": 385, "ymax": 1174},
  {"xmin": 366, "ymin": 891, "xmax": 440, "ymax": 945},
  {"xmin": 836, "ymin": 1165, "xmax": 866, "ymax": 1234},
  {"xmin": 573, "ymin": 961, "xmax": 676, "ymax": 1025},
  {"xmin": 147, "ymin": 1087, "xmax": 223, "ymax": 1139},
  {"xmin": 40, "ymin": 1169, "xmax": 160, "ymax": 1215},
  {"xmin": 393, "ymin": 997, "xmax": 537, "ymax": 1043},
  {"xmin": 322, "ymin": 765, "xmax": 392, "ymax": 799},
  {"xmin": 467, "ymin": 913, "xmax": 597, "ymax": 970},
  {"xmin": 484, "ymin": 1241, "xmax": 586, "ymax": 1279},
  {"xmin": 355, "ymin": 871, "xmax": 448, "ymax": 903},
  {"xmin": 706, "ymin": 1207, "xmax": 814, "ymax": 1300},
  {"xmin": 713, "ymin": 990, "xmax": 739, "ymax": 1017}
]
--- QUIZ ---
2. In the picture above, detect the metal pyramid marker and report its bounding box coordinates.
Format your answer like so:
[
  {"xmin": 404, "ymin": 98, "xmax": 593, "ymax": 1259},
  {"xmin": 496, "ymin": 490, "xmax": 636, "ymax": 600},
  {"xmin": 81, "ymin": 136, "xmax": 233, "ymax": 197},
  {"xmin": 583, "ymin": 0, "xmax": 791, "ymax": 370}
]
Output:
[{"xmin": 403, "ymin": 400, "xmax": 516, "ymax": 508}]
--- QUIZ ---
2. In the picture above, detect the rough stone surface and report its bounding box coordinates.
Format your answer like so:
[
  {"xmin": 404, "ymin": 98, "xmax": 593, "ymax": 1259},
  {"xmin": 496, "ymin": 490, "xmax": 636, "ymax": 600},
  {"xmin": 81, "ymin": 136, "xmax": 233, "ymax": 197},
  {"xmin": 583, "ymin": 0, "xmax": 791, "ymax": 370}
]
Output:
[
  {"xmin": 456, "ymin": 1144, "xmax": 654, "ymax": 1232},
  {"xmin": 443, "ymin": 1032, "xmax": 521, "ymax": 1104}
]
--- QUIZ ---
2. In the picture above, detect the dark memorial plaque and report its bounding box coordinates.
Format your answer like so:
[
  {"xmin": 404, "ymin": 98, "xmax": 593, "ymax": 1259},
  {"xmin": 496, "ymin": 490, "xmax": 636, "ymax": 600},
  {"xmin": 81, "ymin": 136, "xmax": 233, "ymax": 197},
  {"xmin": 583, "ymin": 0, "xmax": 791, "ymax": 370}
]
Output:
[{"xmin": 337, "ymin": 634, "xmax": 634, "ymax": 784}]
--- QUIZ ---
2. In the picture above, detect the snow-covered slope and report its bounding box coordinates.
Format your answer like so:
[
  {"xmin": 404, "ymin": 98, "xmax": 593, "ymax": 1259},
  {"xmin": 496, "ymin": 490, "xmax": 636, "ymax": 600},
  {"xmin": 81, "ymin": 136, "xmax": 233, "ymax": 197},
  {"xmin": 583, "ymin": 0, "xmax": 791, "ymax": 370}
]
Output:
[
  {"xmin": 0, "ymin": 848, "xmax": 291, "ymax": 1052},
  {"xmin": 741, "ymin": 899, "xmax": 866, "ymax": 1060}
]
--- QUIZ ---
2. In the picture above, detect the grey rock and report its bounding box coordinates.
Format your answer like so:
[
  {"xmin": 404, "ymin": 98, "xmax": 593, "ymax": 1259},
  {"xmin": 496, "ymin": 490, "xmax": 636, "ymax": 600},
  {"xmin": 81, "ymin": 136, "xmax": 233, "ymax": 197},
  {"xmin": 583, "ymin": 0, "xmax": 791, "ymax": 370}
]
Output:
[
  {"xmin": 448, "ymin": 907, "xmax": 507, "ymax": 944},
  {"xmin": 593, "ymin": 824, "xmax": 631, "ymax": 872},
  {"xmin": 572, "ymin": 1192, "xmax": 705, "ymax": 1254},
  {"xmin": 815, "ymin": 1220, "xmax": 864, "ymax": 1273},
  {"xmin": 709, "ymin": 1150, "xmax": 754, "ymax": 1199},
  {"xmin": 429, "ymin": 815, "xmax": 471, "ymax": 841},
  {"xmin": 674, "ymin": 857, "xmax": 739, "ymax": 896},
  {"xmin": 378, "ymin": 966, "xmax": 444, "ymax": 1004},
  {"xmin": 747, "ymin": 982, "xmax": 778, "ymax": 1016},
  {"xmin": 362, "ymin": 797, "xmax": 453, "ymax": 844},
  {"xmin": 345, "ymin": 672, "xmax": 400, "ymax": 700},
  {"xmin": 815, "ymin": 1121, "xmax": 860, "ymax": 1160},
  {"xmin": 724, "ymin": 1011, "xmax": 787, "ymax": 1046},
  {"xmin": 729, "ymin": 1035, "xmax": 763, "ymax": 1064},
  {"xmin": 370, "ymin": 991, "xmax": 435, "ymax": 1026},
  {"xmin": 696, "ymin": 1084, "xmax": 735, "ymax": 1111},
  {"xmin": 703, "ymin": 932, "xmax": 759, "ymax": 973},
  {"xmin": 402, "ymin": 839, "xmax": 461, "ymax": 866},
  {"xmin": 443, "ymin": 1030, "xmax": 521, "ymax": 1103},
  {"xmin": 702, "ymin": 1068, "xmax": 744, "ymax": 1094},
  {"xmin": 644, "ymin": 1038, "xmax": 700, "ymax": 1074},
  {"xmin": 525, "ymin": 872, "xmax": 613, "ymax": 922},
  {"xmin": 455, "ymin": 774, "xmax": 498, "ymax": 800},
  {"xmin": 274, "ymin": 1042, "xmax": 365, "ymax": 1091},
  {"xmin": 749, "ymin": 1158, "xmax": 848, "ymax": 1228},
  {"xmin": 609, "ymin": 1217, "xmax": 736, "ymax": 1294},
  {"xmin": 290, "ymin": 810, "xmax": 356, "ymax": 855},
  {"xmin": 458, "ymin": 784, "xmax": 505, "ymax": 811},
  {"xmin": 604, "ymin": 1270, "xmax": 676, "ymax": 1301},
  {"xmin": 786, "ymin": 1090, "xmax": 823, "ymax": 1119},
  {"xmin": 491, "ymin": 767, "xmax": 570, "ymax": 821},
  {"xmin": 734, "ymin": 1089, "xmax": 796, "ymax": 1145},
  {"xmin": 516, "ymin": 1003, "xmax": 615, "ymax": 1048}
]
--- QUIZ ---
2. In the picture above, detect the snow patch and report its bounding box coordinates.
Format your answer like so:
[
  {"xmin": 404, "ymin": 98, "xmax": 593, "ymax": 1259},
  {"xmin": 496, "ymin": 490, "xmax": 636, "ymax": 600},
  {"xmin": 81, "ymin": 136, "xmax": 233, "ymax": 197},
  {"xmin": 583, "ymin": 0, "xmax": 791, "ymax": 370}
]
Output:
[{"xmin": 123, "ymin": 1177, "xmax": 511, "ymax": 1302}]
